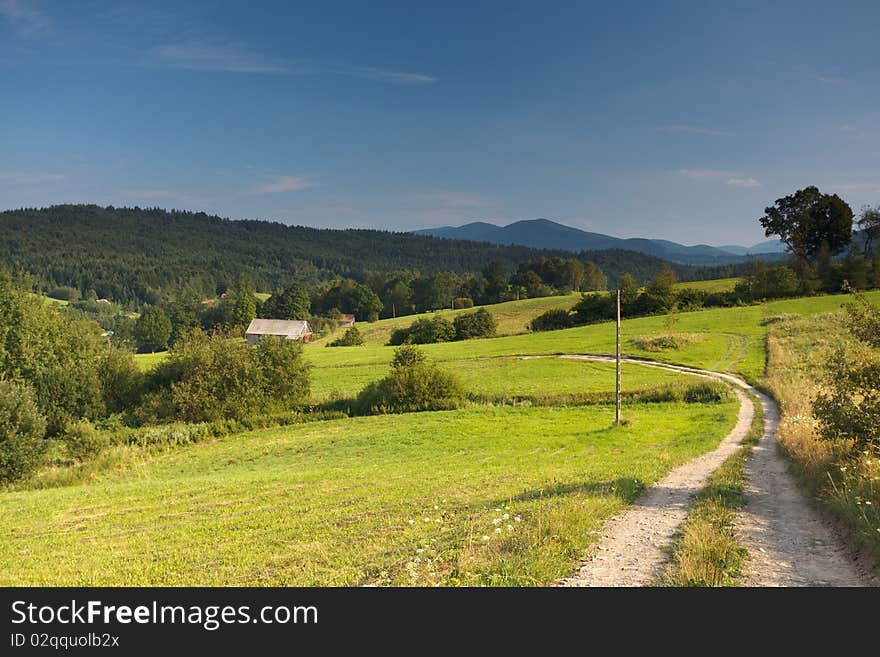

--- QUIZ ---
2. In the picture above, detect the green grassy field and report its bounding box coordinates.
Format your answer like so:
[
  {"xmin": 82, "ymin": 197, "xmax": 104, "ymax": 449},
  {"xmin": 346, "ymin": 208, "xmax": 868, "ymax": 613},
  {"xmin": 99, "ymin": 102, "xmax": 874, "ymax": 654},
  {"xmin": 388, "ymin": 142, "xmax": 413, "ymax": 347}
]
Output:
[
  {"xmin": 312, "ymin": 293, "xmax": 581, "ymax": 347},
  {"xmin": 134, "ymin": 351, "xmax": 169, "ymax": 372},
  {"xmin": 135, "ymin": 289, "xmax": 880, "ymax": 386},
  {"xmin": 0, "ymin": 401, "xmax": 738, "ymax": 586},
  {"xmin": 311, "ymin": 355, "xmax": 685, "ymax": 403},
  {"xmin": 32, "ymin": 287, "xmax": 880, "ymax": 587},
  {"xmin": 673, "ymin": 277, "xmax": 740, "ymax": 293},
  {"xmin": 308, "ymin": 290, "xmax": 880, "ymax": 387}
]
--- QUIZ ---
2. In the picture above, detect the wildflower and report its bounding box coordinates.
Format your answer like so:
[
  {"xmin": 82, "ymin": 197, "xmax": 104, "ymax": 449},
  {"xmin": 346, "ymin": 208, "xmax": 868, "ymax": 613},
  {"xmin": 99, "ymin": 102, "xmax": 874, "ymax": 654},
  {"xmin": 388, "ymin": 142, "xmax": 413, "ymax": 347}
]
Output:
[
  {"xmin": 492, "ymin": 518, "xmax": 501, "ymax": 525},
  {"xmin": 494, "ymin": 527, "xmax": 502, "ymax": 533},
  {"xmin": 408, "ymin": 519, "xmax": 415, "ymax": 525},
  {"xmin": 502, "ymin": 513, "xmax": 510, "ymax": 520},
  {"xmin": 514, "ymin": 516, "xmax": 521, "ymax": 522},
  {"xmin": 416, "ymin": 548, "xmax": 425, "ymax": 554},
  {"xmin": 494, "ymin": 508, "xmax": 501, "ymax": 512},
  {"xmin": 481, "ymin": 535, "xmax": 490, "ymax": 541},
  {"xmin": 442, "ymin": 499, "xmax": 447, "ymax": 503},
  {"xmin": 504, "ymin": 506, "xmax": 510, "ymax": 511},
  {"xmin": 423, "ymin": 517, "xmax": 431, "ymax": 522},
  {"xmin": 507, "ymin": 525, "xmax": 514, "ymax": 531},
  {"xmin": 433, "ymin": 505, "xmax": 439, "ymax": 510},
  {"xmin": 435, "ymin": 518, "xmax": 442, "ymax": 523}
]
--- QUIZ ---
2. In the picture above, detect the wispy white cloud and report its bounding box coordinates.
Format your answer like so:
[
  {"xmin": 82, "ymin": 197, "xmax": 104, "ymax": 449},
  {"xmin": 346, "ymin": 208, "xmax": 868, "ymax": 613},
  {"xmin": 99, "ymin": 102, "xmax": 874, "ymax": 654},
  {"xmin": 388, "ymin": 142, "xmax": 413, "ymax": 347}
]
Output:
[
  {"xmin": 679, "ymin": 168, "xmax": 726, "ymax": 181},
  {"xmin": 679, "ymin": 169, "xmax": 761, "ymax": 188},
  {"xmin": 348, "ymin": 67, "xmax": 435, "ymax": 85},
  {"xmin": 726, "ymin": 177, "xmax": 761, "ymax": 188},
  {"xmin": 0, "ymin": 0, "xmax": 50, "ymax": 37},
  {"xmin": 150, "ymin": 40, "xmax": 436, "ymax": 86},
  {"xmin": 418, "ymin": 192, "xmax": 490, "ymax": 208},
  {"xmin": 661, "ymin": 125, "xmax": 734, "ymax": 137},
  {"xmin": 250, "ymin": 176, "xmax": 314, "ymax": 194},
  {"xmin": 151, "ymin": 40, "xmax": 302, "ymax": 74},
  {"xmin": 0, "ymin": 170, "xmax": 64, "ymax": 185}
]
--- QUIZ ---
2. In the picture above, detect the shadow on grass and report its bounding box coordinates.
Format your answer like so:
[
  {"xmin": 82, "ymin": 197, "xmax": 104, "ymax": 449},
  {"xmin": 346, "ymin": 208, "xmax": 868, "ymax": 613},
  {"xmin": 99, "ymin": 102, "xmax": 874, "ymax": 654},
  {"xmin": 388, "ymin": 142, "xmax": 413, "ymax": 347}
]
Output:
[{"xmin": 491, "ymin": 477, "xmax": 647, "ymax": 507}]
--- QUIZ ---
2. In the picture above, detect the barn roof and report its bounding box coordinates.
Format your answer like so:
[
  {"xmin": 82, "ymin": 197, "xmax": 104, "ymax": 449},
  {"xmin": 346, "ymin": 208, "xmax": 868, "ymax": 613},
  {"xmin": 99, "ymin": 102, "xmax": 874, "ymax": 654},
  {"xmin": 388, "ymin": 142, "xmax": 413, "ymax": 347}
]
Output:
[{"xmin": 245, "ymin": 319, "xmax": 311, "ymax": 338}]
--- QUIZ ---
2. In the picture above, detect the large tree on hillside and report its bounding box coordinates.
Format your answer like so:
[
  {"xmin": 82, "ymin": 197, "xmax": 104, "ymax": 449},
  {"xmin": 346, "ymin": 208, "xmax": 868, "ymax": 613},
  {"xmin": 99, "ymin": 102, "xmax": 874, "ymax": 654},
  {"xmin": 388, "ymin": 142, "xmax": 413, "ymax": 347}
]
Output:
[
  {"xmin": 134, "ymin": 306, "xmax": 172, "ymax": 352},
  {"xmin": 858, "ymin": 205, "xmax": 880, "ymax": 255},
  {"xmin": 261, "ymin": 282, "xmax": 311, "ymax": 320},
  {"xmin": 759, "ymin": 186, "xmax": 853, "ymax": 263}
]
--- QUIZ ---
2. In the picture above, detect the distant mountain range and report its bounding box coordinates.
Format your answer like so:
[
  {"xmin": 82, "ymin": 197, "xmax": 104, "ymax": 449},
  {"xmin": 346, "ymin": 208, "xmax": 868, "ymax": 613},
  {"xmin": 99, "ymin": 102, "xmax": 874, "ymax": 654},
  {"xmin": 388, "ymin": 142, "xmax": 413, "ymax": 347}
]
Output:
[{"xmin": 414, "ymin": 218, "xmax": 787, "ymax": 266}]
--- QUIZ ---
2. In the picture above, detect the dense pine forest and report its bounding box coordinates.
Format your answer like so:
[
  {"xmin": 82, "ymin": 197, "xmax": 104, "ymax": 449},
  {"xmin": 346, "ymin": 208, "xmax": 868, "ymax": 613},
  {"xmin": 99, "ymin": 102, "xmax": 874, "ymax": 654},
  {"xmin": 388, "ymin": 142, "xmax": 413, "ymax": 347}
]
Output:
[{"xmin": 0, "ymin": 205, "xmax": 751, "ymax": 305}]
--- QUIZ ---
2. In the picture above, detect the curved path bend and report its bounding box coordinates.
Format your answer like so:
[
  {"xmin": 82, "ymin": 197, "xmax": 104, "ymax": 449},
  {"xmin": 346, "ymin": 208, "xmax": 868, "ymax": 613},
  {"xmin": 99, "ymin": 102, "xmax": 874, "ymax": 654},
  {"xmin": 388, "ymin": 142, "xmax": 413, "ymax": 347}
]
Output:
[{"xmin": 553, "ymin": 354, "xmax": 874, "ymax": 587}]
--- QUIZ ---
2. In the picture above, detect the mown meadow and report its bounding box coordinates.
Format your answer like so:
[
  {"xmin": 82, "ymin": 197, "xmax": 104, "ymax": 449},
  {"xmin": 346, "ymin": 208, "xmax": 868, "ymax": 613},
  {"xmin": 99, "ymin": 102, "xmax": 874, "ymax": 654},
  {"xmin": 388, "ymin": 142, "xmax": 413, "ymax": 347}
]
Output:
[{"xmin": 0, "ymin": 402, "xmax": 737, "ymax": 586}]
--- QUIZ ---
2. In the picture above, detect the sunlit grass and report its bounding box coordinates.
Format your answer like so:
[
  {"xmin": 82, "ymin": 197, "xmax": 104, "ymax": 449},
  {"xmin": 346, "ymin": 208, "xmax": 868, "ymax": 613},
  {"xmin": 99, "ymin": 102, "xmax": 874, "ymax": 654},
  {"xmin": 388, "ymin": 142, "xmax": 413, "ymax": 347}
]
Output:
[{"xmin": 0, "ymin": 402, "xmax": 738, "ymax": 586}]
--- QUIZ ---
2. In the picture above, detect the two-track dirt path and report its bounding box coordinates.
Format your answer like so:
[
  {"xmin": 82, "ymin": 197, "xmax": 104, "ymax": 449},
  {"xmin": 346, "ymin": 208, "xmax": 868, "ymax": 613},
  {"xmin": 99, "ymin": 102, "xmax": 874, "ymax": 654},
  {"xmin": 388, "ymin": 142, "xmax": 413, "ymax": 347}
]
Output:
[{"xmin": 553, "ymin": 355, "xmax": 875, "ymax": 587}]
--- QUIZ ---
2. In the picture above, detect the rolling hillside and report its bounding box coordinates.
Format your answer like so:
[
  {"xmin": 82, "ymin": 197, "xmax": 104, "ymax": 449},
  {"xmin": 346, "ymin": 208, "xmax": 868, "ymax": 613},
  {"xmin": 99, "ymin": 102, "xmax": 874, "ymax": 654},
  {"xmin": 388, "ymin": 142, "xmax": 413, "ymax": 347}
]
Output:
[{"xmin": 0, "ymin": 205, "xmax": 754, "ymax": 304}]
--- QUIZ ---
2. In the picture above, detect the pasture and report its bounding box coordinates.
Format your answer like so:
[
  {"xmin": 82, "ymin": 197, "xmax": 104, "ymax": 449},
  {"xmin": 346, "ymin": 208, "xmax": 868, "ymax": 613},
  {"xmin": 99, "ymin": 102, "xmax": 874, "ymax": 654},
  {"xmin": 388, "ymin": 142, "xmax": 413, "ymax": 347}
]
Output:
[
  {"xmin": 14, "ymin": 287, "xmax": 878, "ymax": 586},
  {"xmin": 0, "ymin": 401, "xmax": 738, "ymax": 586}
]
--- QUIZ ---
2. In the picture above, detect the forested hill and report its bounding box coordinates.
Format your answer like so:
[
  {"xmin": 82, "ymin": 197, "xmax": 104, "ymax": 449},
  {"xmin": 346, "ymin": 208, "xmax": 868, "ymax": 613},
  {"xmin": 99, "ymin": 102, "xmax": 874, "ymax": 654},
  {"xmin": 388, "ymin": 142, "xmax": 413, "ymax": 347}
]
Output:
[{"xmin": 1, "ymin": 205, "xmax": 749, "ymax": 304}]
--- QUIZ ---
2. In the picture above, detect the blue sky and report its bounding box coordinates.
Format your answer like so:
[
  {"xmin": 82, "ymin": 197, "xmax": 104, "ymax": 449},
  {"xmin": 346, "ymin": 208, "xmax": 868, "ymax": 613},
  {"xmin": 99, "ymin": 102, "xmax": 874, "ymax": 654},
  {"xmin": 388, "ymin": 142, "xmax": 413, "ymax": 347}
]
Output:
[{"xmin": 1, "ymin": 1, "xmax": 878, "ymax": 245}]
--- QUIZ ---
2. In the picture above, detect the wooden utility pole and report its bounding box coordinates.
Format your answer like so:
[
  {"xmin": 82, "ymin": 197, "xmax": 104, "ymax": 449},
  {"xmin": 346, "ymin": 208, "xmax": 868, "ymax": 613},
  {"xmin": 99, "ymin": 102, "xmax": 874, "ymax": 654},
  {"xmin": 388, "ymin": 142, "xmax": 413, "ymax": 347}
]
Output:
[{"xmin": 615, "ymin": 287, "xmax": 621, "ymax": 425}]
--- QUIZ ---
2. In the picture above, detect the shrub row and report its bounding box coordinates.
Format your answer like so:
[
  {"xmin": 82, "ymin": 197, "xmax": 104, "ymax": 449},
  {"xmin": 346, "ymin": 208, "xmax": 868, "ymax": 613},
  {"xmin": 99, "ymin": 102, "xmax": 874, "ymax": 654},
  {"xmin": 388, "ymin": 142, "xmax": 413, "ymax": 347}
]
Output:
[{"xmin": 388, "ymin": 308, "xmax": 497, "ymax": 345}]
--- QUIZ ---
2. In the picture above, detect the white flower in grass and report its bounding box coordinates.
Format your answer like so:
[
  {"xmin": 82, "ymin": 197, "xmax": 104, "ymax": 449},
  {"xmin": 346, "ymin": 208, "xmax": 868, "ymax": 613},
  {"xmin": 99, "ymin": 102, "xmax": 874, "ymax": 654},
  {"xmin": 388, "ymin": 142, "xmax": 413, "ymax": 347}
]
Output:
[
  {"xmin": 492, "ymin": 518, "xmax": 501, "ymax": 525},
  {"xmin": 442, "ymin": 499, "xmax": 447, "ymax": 503},
  {"xmin": 416, "ymin": 548, "xmax": 425, "ymax": 554},
  {"xmin": 507, "ymin": 525, "xmax": 514, "ymax": 531},
  {"xmin": 514, "ymin": 516, "xmax": 522, "ymax": 522},
  {"xmin": 433, "ymin": 505, "xmax": 439, "ymax": 510},
  {"xmin": 408, "ymin": 519, "xmax": 415, "ymax": 525},
  {"xmin": 494, "ymin": 527, "xmax": 502, "ymax": 533},
  {"xmin": 481, "ymin": 535, "xmax": 490, "ymax": 541},
  {"xmin": 502, "ymin": 513, "xmax": 509, "ymax": 520},
  {"xmin": 504, "ymin": 506, "xmax": 510, "ymax": 511},
  {"xmin": 494, "ymin": 508, "xmax": 501, "ymax": 512},
  {"xmin": 423, "ymin": 517, "xmax": 431, "ymax": 522}
]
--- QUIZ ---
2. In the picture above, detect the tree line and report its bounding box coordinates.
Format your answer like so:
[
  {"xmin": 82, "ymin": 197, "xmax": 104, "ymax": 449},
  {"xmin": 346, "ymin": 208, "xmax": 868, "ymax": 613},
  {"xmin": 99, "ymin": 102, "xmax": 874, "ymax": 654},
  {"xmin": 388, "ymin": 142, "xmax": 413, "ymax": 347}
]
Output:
[
  {"xmin": 3, "ymin": 204, "xmax": 752, "ymax": 309},
  {"xmin": 531, "ymin": 187, "xmax": 880, "ymax": 330}
]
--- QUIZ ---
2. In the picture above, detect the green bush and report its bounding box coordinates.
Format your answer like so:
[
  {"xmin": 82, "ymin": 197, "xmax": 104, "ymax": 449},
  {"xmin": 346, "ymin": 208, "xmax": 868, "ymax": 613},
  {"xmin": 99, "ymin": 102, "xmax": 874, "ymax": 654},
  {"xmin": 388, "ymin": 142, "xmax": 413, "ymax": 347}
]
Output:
[
  {"xmin": 630, "ymin": 333, "xmax": 702, "ymax": 352},
  {"xmin": 813, "ymin": 292, "xmax": 880, "ymax": 449},
  {"xmin": 64, "ymin": 419, "xmax": 110, "ymax": 461},
  {"xmin": 572, "ymin": 293, "xmax": 615, "ymax": 324},
  {"xmin": 308, "ymin": 315, "xmax": 338, "ymax": 339},
  {"xmin": 388, "ymin": 315, "xmax": 456, "ymax": 345},
  {"xmin": 529, "ymin": 308, "xmax": 575, "ymax": 332},
  {"xmin": 453, "ymin": 308, "xmax": 496, "ymax": 340},
  {"xmin": 0, "ymin": 275, "xmax": 107, "ymax": 435},
  {"xmin": 327, "ymin": 326, "xmax": 365, "ymax": 347},
  {"xmin": 134, "ymin": 305, "xmax": 172, "ymax": 352},
  {"xmin": 356, "ymin": 346, "xmax": 465, "ymax": 414},
  {"xmin": 139, "ymin": 330, "xmax": 311, "ymax": 423},
  {"xmin": 100, "ymin": 346, "xmax": 144, "ymax": 413},
  {"xmin": 682, "ymin": 382, "xmax": 731, "ymax": 404},
  {"xmin": 0, "ymin": 380, "xmax": 47, "ymax": 484},
  {"xmin": 48, "ymin": 286, "xmax": 80, "ymax": 302},
  {"xmin": 392, "ymin": 344, "xmax": 426, "ymax": 368},
  {"xmin": 453, "ymin": 297, "xmax": 474, "ymax": 309}
]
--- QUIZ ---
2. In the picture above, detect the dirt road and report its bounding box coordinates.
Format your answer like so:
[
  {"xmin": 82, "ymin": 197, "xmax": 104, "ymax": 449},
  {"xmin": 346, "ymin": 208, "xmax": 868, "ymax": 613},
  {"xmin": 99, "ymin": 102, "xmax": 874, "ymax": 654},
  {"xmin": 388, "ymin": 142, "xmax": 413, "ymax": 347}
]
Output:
[{"xmin": 554, "ymin": 355, "xmax": 875, "ymax": 587}]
